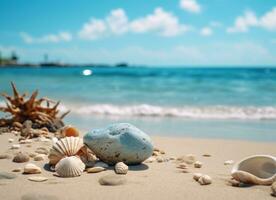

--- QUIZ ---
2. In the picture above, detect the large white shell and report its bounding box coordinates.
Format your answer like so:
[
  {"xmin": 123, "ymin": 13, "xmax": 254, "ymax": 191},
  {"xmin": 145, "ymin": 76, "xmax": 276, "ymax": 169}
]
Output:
[
  {"xmin": 115, "ymin": 162, "xmax": 128, "ymax": 174},
  {"xmin": 231, "ymin": 155, "xmax": 276, "ymax": 185},
  {"xmin": 55, "ymin": 156, "xmax": 85, "ymax": 177},
  {"xmin": 48, "ymin": 137, "xmax": 83, "ymax": 165}
]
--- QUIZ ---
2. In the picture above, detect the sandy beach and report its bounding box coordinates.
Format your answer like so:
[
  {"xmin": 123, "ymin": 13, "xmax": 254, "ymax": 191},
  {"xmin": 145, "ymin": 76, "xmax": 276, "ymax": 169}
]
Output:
[{"xmin": 0, "ymin": 132, "xmax": 275, "ymax": 200}]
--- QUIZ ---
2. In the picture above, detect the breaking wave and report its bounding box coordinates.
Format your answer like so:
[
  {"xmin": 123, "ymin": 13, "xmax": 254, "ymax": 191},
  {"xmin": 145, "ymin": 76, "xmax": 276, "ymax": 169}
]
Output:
[{"xmin": 68, "ymin": 104, "xmax": 276, "ymax": 120}]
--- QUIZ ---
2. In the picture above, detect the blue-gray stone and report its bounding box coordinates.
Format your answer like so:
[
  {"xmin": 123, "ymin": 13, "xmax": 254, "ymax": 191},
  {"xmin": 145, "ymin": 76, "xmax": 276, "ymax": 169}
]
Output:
[{"xmin": 84, "ymin": 123, "xmax": 153, "ymax": 165}]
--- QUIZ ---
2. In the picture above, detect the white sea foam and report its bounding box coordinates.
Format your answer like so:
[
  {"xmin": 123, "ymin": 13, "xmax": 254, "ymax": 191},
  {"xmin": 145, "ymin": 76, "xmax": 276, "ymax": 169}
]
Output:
[
  {"xmin": 1, "ymin": 100, "xmax": 275, "ymax": 120},
  {"xmin": 68, "ymin": 104, "xmax": 276, "ymax": 120}
]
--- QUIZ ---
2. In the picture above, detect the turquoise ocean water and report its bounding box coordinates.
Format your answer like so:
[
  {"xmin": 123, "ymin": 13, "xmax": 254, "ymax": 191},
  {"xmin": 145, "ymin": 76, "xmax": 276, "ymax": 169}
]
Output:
[{"xmin": 0, "ymin": 66, "xmax": 276, "ymax": 141}]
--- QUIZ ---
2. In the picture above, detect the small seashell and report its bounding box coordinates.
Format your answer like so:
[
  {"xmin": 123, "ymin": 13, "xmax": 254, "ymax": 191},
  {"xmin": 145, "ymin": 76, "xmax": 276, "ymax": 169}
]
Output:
[
  {"xmin": 115, "ymin": 162, "xmax": 128, "ymax": 175},
  {"xmin": 198, "ymin": 175, "xmax": 212, "ymax": 185},
  {"xmin": 55, "ymin": 156, "xmax": 85, "ymax": 177},
  {"xmin": 224, "ymin": 160, "xmax": 234, "ymax": 165},
  {"xmin": 94, "ymin": 161, "xmax": 109, "ymax": 169},
  {"xmin": 8, "ymin": 138, "xmax": 14, "ymax": 143},
  {"xmin": 177, "ymin": 163, "xmax": 188, "ymax": 169},
  {"xmin": 152, "ymin": 151, "xmax": 159, "ymax": 156},
  {"xmin": 87, "ymin": 167, "xmax": 105, "ymax": 173},
  {"xmin": 160, "ymin": 150, "xmax": 165, "ymax": 154},
  {"xmin": 193, "ymin": 173, "xmax": 203, "ymax": 181},
  {"xmin": 169, "ymin": 157, "xmax": 176, "ymax": 160},
  {"xmin": 28, "ymin": 176, "xmax": 48, "ymax": 182},
  {"xmin": 12, "ymin": 168, "xmax": 21, "ymax": 172},
  {"xmin": 144, "ymin": 157, "xmax": 156, "ymax": 163},
  {"xmin": 153, "ymin": 147, "xmax": 160, "ymax": 152},
  {"xmin": 231, "ymin": 155, "xmax": 276, "ymax": 185},
  {"xmin": 24, "ymin": 163, "xmax": 42, "ymax": 174},
  {"xmin": 34, "ymin": 154, "xmax": 46, "ymax": 161},
  {"xmin": 48, "ymin": 137, "xmax": 83, "ymax": 165},
  {"xmin": 11, "ymin": 144, "xmax": 20, "ymax": 149},
  {"xmin": 177, "ymin": 154, "xmax": 196, "ymax": 164},
  {"xmin": 13, "ymin": 152, "xmax": 30, "ymax": 163},
  {"xmin": 61, "ymin": 125, "xmax": 80, "ymax": 137},
  {"xmin": 271, "ymin": 182, "xmax": 276, "ymax": 196},
  {"xmin": 0, "ymin": 153, "xmax": 12, "ymax": 159},
  {"xmin": 194, "ymin": 161, "xmax": 203, "ymax": 168}
]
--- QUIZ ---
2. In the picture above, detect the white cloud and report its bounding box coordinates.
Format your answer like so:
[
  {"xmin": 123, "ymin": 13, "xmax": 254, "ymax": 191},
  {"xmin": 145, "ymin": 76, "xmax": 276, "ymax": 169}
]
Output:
[
  {"xmin": 227, "ymin": 10, "xmax": 258, "ymax": 33},
  {"xmin": 20, "ymin": 32, "xmax": 72, "ymax": 44},
  {"xmin": 200, "ymin": 27, "xmax": 213, "ymax": 36},
  {"xmin": 78, "ymin": 7, "xmax": 190, "ymax": 40},
  {"xmin": 179, "ymin": 0, "xmax": 201, "ymax": 13},
  {"xmin": 130, "ymin": 7, "xmax": 189, "ymax": 37},
  {"xmin": 78, "ymin": 19, "xmax": 107, "ymax": 40},
  {"xmin": 227, "ymin": 7, "xmax": 276, "ymax": 33},
  {"xmin": 259, "ymin": 7, "xmax": 276, "ymax": 30},
  {"xmin": 106, "ymin": 9, "xmax": 129, "ymax": 34}
]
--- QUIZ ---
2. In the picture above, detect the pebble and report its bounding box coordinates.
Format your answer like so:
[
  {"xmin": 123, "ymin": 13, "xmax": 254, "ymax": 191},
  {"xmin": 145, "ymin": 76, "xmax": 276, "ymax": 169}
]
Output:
[
  {"xmin": 12, "ymin": 168, "xmax": 21, "ymax": 172},
  {"xmin": 21, "ymin": 193, "xmax": 59, "ymax": 200},
  {"xmin": 94, "ymin": 161, "xmax": 109, "ymax": 169},
  {"xmin": 194, "ymin": 161, "xmax": 203, "ymax": 168},
  {"xmin": 28, "ymin": 176, "xmax": 48, "ymax": 182},
  {"xmin": 193, "ymin": 173, "xmax": 203, "ymax": 181},
  {"xmin": 8, "ymin": 138, "xmax": 14, "ymax": 143},
  {"xmin": 198, "ymin": 175, "xmax": 212, "ymax": 185},
  {"xmin": 29, "ymin": 153, "xmax": 38, "ymax": 158},
  {"xmin": 202, "ymin": 154, "xmax": 211, "ymax": 157},
  {"xmin": 87, "ymin": 167, "xmax": 105, "ymax": 173},
  {"xmin": 224, "ymin": 160, "xmax": 234, "ymax": 165},
  {"xmin": 0, "ymin": 153, "xmax": 12, "ymax": 159},
  {"xmin": 0, "ymin": 171, "xmax": 17, "ymax": 179},
  {"xmin": 23, "ymin": 163, "xmax": 42, "ymax": 174},
  {"xmin": 177, "ymin": 163, "xmax": 188, "ymax": 169},
  {"xmin": 98, "ymin": 174, "xmax": 127, "ymax": 186},
  {"xmin": 11, "ymin": 144, "xmax": 20, "ymax": 149}
]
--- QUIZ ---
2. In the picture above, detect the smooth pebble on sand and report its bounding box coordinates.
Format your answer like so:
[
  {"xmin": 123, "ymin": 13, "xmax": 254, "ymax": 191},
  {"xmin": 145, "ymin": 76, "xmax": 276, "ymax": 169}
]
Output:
[
  {"xmin": 194, "ymin": 161, "xmax": 203, "ymax": 168},
  {"xmin": 0, "ymin": 171, "xmax": 17, "ymax": 179},
  {"xmin": 99, "ymin": 174, "xmax": 127, "ymax": 186},
  {"xmin": 87, "ymin": 167, "xmax": 105, "ymax": 173},
  {"xmin": 28, "ymin": 176, "xmax": 48, "ymax": 182},
  {"xmin": 198, "ymin": 175, "xmax": 212, "ymax": 185}
]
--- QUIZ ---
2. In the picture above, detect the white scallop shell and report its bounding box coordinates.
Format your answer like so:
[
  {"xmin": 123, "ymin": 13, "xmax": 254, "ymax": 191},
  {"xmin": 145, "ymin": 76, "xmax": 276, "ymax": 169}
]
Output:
[
  {"xmin": 55, "ymin": 156, "xmax": 85, "ymax": 177},
  {"xmin": 231, "ymin": 155, "xmax": 276, "ymax": 185},
  {"xmin": 48, "ymin": 137, "xmax": 83, "ymax": 165},
  {"xmin": 115, "ymin": 162, "xmax": 128, "ymax": 174}
]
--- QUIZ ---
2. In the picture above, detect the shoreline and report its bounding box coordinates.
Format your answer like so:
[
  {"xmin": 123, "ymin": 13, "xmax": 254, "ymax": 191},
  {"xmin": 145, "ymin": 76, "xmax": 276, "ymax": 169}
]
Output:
[{"xmin": 0, "ymin": 132, "xmax": 275, "ymax": 200}]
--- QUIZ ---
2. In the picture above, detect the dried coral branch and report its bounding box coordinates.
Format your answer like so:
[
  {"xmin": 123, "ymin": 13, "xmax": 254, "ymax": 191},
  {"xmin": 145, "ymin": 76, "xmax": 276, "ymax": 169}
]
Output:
[{"xmin": 0, "ymin": 82, "xmax": 68, "ymax": 135}]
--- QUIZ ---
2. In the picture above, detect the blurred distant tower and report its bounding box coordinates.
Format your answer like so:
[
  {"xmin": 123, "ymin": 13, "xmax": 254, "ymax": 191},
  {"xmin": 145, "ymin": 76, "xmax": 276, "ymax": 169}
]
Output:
[{"xmin": 11, "ymin": 51, "xmax": 18, "ymax": 64}]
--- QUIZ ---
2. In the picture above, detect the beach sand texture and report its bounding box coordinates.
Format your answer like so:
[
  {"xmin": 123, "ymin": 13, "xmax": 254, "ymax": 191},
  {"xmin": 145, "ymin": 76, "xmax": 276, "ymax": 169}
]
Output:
[{"xmin": 0, "ymin": 132, "xmax": 275, "ymax": 200}]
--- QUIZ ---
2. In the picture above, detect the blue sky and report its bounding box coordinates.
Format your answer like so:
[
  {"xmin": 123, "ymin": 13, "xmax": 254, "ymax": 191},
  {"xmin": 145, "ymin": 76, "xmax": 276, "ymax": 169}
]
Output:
[{"xmin": 0, "ymin": 0, "xmax": 276, "ymax": 66}]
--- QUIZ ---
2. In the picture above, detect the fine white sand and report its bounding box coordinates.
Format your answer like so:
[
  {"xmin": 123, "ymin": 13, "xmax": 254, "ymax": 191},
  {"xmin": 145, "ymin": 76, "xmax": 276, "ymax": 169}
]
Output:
[{"xmin": 0, "ymin": 132, "xmax": 275, "ymax": 200}]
